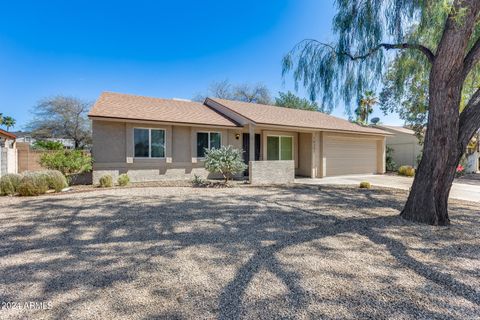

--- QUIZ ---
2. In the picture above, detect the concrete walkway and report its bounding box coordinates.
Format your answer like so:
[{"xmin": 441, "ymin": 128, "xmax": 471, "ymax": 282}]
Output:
[{"xmin": 295, "ymin": 174, "xmax": 480, "ymax": 203}]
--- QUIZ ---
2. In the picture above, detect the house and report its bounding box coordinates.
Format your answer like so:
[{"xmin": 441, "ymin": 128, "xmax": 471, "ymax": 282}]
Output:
[
  {"xmin": 88, "ymin": 92, "xmax": 390, "ymax": 184},
  {"xmin": 0, "ymin": 129, "xmax": 18, "ymax": 176},
  {"xmin": 13, "ymin": 131, "xmax": 76, "ymax": 149},
  {"xmin": 376, "ymin": 125, "xmax": 422, "ymax": 168}
]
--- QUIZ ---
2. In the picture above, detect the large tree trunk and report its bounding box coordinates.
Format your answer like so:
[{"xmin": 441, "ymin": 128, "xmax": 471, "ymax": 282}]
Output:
[
  {"xmin": 400, "ymin": 2, "xmax": 480, "ymax": 225},
  {"xmin": 400, "ymin": 73, "xmax": 462, "ymax": 225}
]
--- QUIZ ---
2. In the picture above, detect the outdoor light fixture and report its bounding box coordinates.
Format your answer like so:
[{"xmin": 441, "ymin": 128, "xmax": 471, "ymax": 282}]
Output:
[{"xmin": 235, "ymin": 133, "xmax": 240, "ymax": 140}]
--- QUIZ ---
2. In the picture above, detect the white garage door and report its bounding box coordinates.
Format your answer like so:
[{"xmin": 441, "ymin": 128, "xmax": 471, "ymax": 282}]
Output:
[{"xmin": 325, "ymin": 136, "xmax": 377, "ymax": 176}]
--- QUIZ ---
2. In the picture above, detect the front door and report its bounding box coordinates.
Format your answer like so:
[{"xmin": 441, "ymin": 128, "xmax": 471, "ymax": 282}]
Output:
[{"xmin": 242, "ymin": 133, "xmax": 261, "ymax": 175}]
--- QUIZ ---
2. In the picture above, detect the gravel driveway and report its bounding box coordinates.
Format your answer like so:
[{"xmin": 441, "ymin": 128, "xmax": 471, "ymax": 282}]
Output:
[{"xmin": 1, "ymin": 186, "xmax": 479, "ymax": 319}]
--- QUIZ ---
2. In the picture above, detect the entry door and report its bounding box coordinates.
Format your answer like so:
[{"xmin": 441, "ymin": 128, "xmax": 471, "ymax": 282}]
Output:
[{"xmin": 242, "ymin": 133, "xmax": 261, "ymax": 164}]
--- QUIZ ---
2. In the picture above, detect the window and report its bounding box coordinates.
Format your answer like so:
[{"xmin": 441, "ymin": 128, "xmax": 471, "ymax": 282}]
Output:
[
  {"xmin": 197, "ymin": 132, "xmax": 221, "ymax": 157},
  {"xmin": 134, "ymin": 128, "xmax": 165, "ymax": 158},
  {"xmin": 267, "ymin": 136, "xmax": 293, "ymax": 160}
]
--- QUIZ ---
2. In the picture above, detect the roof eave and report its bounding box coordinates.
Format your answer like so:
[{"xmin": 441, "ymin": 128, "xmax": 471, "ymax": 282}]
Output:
[{"xmin": 88, "ymin": 115, "xmax": 242, "ymax": 128}]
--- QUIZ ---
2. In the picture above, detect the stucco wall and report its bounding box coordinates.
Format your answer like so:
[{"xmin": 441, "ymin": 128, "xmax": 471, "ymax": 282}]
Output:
[
  {"xmin": 249, "ymin": 160, "xmax": 295, "ymax": 185},
  {"xmin": 385, "ymin": 131, "xmax": 422, "ymax": 168},
  {"xmin": 92, "ymin": 120, "xmax": 243, "ymax": 184},
  {"xmin": 297, "ymin": 132, "xmax": 313, "ymax": 177},
  {"xmin": 92, "ymin": 121, "xmax": 126, "ymax": 163}
]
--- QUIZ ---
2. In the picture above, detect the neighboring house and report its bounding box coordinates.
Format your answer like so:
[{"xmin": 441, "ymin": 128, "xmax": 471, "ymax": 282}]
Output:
[
  {"xmin": 0, "ymin": 129, "xmax": 18, "ymax": 176},
  {"xmin": 13, "ymin": 131, "xmax": 76, "ymax": 149},
  {"xmin": 376, "ymin": 125, "xmax": 422, "ymax": 168},
  {"xmin": 88, "ymin": 92, "xmax": 390, "ymax": 184}
]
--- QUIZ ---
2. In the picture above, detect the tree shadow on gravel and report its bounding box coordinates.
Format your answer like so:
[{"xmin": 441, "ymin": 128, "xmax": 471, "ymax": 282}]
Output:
[{"xmin": 0, "ymin": 185, "xmax": 478, "ymax": 319}]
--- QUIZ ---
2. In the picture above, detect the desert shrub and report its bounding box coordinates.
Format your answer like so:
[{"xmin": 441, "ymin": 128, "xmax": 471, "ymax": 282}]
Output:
[
  {"xmin": 398, "ymin": 165, "xmax": 415, "ymax": 177},
  {"xmin": 204, "ymin": 145, "xmax": 247, "ymax": 183},
  {"xmin": 117, "ymin": 174, "xmax": 130, "ymax": 186},
  {"xmin": 191, "ymin": 174, "xmax": 206, "ymax": 187},
  {"xmin": 99, "ymin": 174, "xmax": 113, "ymax": 188},
  {"xmin": 385, "ymin": 146, "xmax": 397, "ymax": 171},
  {"xmin": 42, "ymin": 170, "xmax": 68, "ymax": 192},
  {"xmin": 39, "ymin": 150, "xmax": 92, "ymax": 184},
  {"xmin": 33, "ymin": 140, "xmax": 64, "ymax": 150},
  {"xmin": 17, "ymin": 172, "xmax": 49, "ymax": 196},
  {"xmin": 359, "ymin": 181, "xmax": 371, "ymax": 189},
  {"xmin": 0, "ymin": 173, "xmax": 22, "ymax": 196}
]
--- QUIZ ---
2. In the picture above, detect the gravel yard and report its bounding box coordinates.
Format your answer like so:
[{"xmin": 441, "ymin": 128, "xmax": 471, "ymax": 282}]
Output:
[{"xmin": 1, "ymin": 185, "xmax": 479, "ymax": 319}]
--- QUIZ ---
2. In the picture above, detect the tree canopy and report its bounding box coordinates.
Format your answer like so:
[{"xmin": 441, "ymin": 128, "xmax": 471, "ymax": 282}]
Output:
[
  {"xmin": 274, "ymin": 91, "xmax": 320, "ymax": 111},
  {"xmin": 283, "ymin": 1, "xmax": 479, "ymax": 113},
  {"xmin": 0, "ymin": 114, "xmax": 16, "ymax": 131},
  {"xmin": 27, "ymin": 96, "xmax": 92, "ymax": 149},
  {"xmin": 194, "ymin": 80, "xmax": 272, "ymax": 105}
]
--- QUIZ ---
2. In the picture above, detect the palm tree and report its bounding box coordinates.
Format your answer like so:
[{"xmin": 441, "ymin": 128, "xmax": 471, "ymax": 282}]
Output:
[
  {"xmin": 355, "ymin": 91, "xmax": 378, "ymax": 124},
  {"xmin": 2, "ymin": 116, "xmax": 16, "ymax": 131}
]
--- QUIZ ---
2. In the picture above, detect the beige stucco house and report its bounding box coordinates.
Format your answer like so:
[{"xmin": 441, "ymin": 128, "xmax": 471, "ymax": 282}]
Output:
[{"xmin": 88, "ymin": 92, "xmax": 389, "ymax": 184}]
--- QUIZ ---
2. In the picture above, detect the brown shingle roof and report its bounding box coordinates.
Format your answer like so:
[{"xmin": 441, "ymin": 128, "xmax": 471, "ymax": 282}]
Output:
[
  {"xmin": 208, "ymin": 98, "xmax": 389, "ymax": 135},
  {"xmin": 89, "ymin": 92, "xmax": 239, "ymax": 127}
]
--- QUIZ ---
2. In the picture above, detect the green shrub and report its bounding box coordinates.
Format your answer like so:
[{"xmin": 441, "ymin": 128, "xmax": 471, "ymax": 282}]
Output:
[
  {"xmin": 0, "ymin": 174, "xmax": 22, "ymax": 196},
  {"xmin": 117, "ymin": 174, "xmax": 130, "ymax": 186},
  {"xmin": 386, "ymin": 146, "xmax": 397, "ymax": 171},
  {"xmin": 191, "ymin": 174, "xmax": 206, "ymax": 187},
  {"xmin": 33, "ymin": 140, "xmax": 64, "ymax": 150},
  {"xmin": 39, "ymin": 150, "xmax": 92, "ymax": 184},
  {"xmin": 42, "ymin": 170, "xmax": 68, "ymax": 192},
  {"xmin": 204, "ymin": 145, "xmax": 247, "ymax": 183},
  {"xmin": 398, "ymin": 165, "xmax": 415, "ymax": 177},
  {"xmin": 17, "ymin": 172, "xmax": 49, "ymax": 196},
  {"xmin": 99, "ymin": 174, "xmax": 113, "ymax": 188},
  {"xmin": 359, "ymin": 181, "xmax": 372, "ymax": 189}
]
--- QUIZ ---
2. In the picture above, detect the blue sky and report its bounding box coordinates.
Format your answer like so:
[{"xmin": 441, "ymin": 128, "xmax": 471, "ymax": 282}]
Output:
[{"xmin": 0, "ymin": 0, "xmax": 402, "ymax": 129}]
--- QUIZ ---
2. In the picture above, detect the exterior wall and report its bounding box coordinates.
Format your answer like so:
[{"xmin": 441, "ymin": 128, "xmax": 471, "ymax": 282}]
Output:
[
  {"xmin": 0, "ymin": 147, "xmax": 18, "ymax": 176},
  {"xmin": 17, "ymin": 142, "xmax": 44, "ymax": 173},
  {"xmin": 249, "ymin": 160, "xmax": 295, "ymax": 185},
  {"xmin": 297, "ymin": 132, "xmax": 313, "ymax": 177},
  {"xmin": 92, "ymin": 120, "xmax": 243, "ymax": 184},
  {"xmin": 0, "ymin": 148, "xmax": 6, "ymax": 176},
  {"xmin": 466, "ymin": 151, "xmax": 479, "ymax": 173},
  {"xmin": 385, "ymin": 131, "xmax": 422, "ymax": 168}
]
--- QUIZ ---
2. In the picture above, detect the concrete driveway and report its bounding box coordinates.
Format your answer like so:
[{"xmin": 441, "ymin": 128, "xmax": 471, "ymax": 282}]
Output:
[{"xmin": 296, "ymin": 174, "xmax": 480, "ymax": 203}]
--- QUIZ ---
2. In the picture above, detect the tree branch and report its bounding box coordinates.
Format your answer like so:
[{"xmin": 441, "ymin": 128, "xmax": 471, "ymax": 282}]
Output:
[
  {"xmin": 300, "ymin": 39, "xmax": 435, "ymax": 63},
  {"xmin": 458, "ymin": 87, "xmax": 480, "ymax": 150},
  {"xmin": 462, "ymin": 36, "xmax": 480, "ymax": 77}
]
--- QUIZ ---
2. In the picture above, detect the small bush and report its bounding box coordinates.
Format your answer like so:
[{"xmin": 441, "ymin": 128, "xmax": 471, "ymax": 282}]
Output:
[
  {"xmin": 359, "ymin": 181, "xmax": 371, "ymax": 189},
  {"xmin": 99, "ymin": 174, "xmax": 113, "ymax": 188},
  {"xmin": 0, "ymin": 174, "xmax": 22, "ymax": 196},
  {"xmin": 117, "ymin": 174, "xmax": 130, "ymax": 186},
  {"xmin": 191, "ymin": 174, "xmax": 206, "ymax": 187},
  {"xmin": 386, "ymin": 146, "xmax": 397, "ymax": 172},
  {"xmin": 40, "ymin": 150, "xmax": 92, "ymax": 184},
  {"xmin": 204, "ymin": 145, "xmax": 247, "ymax": 183},
  {"xmin": 17, "ymin": 172, "xmax": 49, "ymax": 196},
  {"xmin": 42, "ymin": 170, "xmax": 68, "ymax": 192},
  {"xmin": 398, "ymin": 165, "xmax": 415, "ymax": 177}
]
